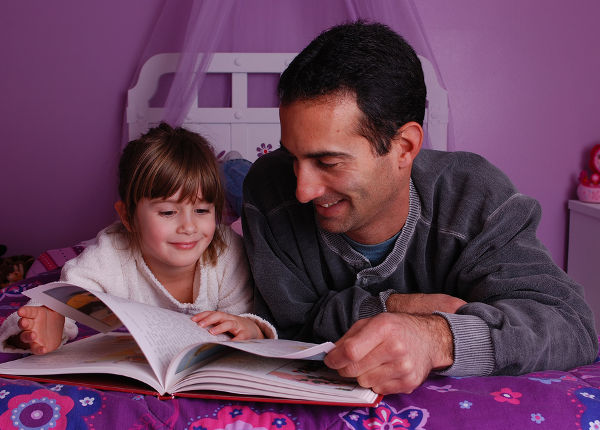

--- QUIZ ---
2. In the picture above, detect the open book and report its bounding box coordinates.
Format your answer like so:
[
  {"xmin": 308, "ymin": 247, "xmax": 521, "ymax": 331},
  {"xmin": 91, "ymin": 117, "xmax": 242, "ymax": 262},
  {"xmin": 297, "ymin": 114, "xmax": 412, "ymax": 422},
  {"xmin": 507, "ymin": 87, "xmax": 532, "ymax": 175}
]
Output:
[{"xmin": 0, "ymin": 283, "xmax": 380, "ymax": 406}]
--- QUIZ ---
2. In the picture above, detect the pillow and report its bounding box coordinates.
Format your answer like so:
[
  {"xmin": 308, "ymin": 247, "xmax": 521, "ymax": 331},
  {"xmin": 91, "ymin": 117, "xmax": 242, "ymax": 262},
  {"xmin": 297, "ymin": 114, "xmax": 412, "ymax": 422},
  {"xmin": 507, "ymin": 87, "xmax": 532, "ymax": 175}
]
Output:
[
  {"xmin": 26, "ymin": 245, "xmax": 87, "ymax": 278},
  {"xmin": 221, "ymin": 156, "xmax": 252, "ymax": 220}
]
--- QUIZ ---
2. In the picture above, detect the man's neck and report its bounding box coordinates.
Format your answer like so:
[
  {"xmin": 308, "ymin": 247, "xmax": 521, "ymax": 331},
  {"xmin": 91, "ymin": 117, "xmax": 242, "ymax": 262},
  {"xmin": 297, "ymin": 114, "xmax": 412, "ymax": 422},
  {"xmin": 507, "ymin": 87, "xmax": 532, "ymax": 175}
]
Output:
[{"xmin": 345, "ymin": 190, "xmax": 410, "ymax": 244}]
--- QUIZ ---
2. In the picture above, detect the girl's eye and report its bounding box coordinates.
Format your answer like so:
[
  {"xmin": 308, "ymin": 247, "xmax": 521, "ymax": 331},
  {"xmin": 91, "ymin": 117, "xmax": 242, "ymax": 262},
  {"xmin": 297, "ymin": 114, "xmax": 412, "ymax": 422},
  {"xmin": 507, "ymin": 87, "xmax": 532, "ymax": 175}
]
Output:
[
  {"xmin": 159, "ymin": 211, "xmax": 176, "ymax": 217},
  {"xmin": 195, "ymin": 208, "xmax": 210, "ymax": 214}
]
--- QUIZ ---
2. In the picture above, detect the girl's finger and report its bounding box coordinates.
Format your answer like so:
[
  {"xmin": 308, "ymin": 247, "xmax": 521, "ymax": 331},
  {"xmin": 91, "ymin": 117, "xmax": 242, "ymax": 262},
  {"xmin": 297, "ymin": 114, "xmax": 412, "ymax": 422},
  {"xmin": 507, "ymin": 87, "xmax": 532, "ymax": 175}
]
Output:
[
  {"xmin": 191, "ymin": 311, "xmax": 218, "ymax": 322},
  {"xmin": 194, "ymin": 312, "xmax": 228, "ymax": 327},
  {"xmin": 209, "ymin": 320, "xmax": 236, "ymax": 335}
]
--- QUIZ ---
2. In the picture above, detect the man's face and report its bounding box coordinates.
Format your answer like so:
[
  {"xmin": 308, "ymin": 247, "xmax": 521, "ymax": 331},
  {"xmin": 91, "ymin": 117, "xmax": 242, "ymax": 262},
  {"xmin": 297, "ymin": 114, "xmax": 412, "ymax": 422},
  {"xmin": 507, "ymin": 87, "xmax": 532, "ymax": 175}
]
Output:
[{"xmin": 279, "ymin": 94, "xmax": 411, "ymax": 244}]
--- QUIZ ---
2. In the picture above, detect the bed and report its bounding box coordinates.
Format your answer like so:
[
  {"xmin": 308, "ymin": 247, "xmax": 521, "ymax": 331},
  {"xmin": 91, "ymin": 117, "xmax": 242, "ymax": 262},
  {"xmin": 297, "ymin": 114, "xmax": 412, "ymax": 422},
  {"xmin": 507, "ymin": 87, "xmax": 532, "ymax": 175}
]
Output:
[
  {"xmin": 0, "ymin": 53, "xmax": 598, "ymax": 429},
  {"xmin": 1, "ymin": 268, "xmax": 600, "ymax": 429}
]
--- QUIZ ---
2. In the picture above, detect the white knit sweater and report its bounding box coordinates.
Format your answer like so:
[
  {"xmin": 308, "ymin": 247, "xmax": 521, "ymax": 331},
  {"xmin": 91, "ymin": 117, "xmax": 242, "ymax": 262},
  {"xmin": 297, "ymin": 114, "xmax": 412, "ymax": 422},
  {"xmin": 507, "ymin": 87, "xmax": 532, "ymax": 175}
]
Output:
[{"xmin": 0, "ymin": 223, "xmax": 276, "ymax": 352}]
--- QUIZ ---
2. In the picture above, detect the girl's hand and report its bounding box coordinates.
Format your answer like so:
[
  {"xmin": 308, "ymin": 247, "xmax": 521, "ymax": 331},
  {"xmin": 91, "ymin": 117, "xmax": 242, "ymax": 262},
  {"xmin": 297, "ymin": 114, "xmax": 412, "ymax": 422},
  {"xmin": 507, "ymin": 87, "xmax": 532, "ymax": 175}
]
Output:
[
  {"xmin": 191, "ymin": 311, "xmax": 264, "ymax": 340},
  {"xmin": 15, "ymin": 306, "xmax": 65, "ymax": 354}
]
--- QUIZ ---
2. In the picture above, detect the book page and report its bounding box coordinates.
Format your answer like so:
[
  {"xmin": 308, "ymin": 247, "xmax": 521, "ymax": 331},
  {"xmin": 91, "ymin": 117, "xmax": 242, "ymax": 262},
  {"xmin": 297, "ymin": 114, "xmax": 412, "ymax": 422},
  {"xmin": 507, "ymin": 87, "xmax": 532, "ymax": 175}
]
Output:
[
  {"xmin": 0, "ymin": 333, "xmax": 165, "ymax": 394},
  {"xmin": 23, "ymin": 284, "xmax": 336, "ymax": 394},
  {"xmin": 24, "ymin": 283, "xmax": 227, "ymax": 388},
  {"xmin": 78, "ymin": 290, "xmax": 228, "ymax": 388},
  {"xmin": 213, "ymin": 338, "xmax": 335, "ymax": 360},
  {"xmin": 169, "ymin": 351, "xmax": 378, "ymax": 404},
  {"xmin": 164, "ymin": 339, "xmax": 334, "ymax": 389},
  {"xmin": 24, "ymin": 283, "xmax": 122, "ymax": 333}
]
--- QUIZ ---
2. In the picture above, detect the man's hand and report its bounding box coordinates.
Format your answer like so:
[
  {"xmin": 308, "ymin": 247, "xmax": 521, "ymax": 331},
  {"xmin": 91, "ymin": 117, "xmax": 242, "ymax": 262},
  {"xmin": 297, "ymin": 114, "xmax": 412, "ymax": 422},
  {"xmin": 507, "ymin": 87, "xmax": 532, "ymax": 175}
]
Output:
[
  {"xmin": 386, "ymin": 293, "xmax": 466, "ymax": 314},
  {"xmin": 15, "ymin": 306, "xmax": 65, "ymax": 355},
  {"xmin": 324, "ymin": 312, "xmax": 453, "ymax": 394},
  {"xmin": 192, "ymin": 311, "xmax": 265, "ymax": 340}
]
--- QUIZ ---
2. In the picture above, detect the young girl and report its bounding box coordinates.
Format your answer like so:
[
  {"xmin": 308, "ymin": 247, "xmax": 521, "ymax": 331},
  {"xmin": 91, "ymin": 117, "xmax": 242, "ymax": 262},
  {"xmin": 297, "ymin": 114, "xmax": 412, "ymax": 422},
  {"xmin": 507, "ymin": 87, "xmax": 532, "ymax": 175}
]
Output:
[{"xmin": 0, "ymin": 123, "xmax": 275, "ymax": 354}]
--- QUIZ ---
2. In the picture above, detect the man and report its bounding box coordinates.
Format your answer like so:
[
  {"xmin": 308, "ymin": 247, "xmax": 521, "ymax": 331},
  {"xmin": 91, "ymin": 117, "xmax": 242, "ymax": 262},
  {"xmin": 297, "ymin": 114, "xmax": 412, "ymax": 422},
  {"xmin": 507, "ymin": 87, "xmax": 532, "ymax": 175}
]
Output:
[{"xmin": 242, "ymin": 21, "xmax": 597, "ymax": 395}]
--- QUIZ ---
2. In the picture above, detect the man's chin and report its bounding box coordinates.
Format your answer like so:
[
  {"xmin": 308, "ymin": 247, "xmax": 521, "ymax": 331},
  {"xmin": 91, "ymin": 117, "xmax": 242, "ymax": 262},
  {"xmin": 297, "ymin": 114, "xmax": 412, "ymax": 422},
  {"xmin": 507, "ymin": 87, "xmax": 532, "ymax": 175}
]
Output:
[{"xmin": 315, "ymin": 215, "xmax": 350, "ymax": 234}]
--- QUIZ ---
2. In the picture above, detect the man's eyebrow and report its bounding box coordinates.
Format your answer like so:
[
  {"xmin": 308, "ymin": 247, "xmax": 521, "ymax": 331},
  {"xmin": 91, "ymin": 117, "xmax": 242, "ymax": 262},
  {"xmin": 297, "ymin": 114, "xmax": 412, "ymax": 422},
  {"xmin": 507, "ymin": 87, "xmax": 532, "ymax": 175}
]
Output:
[
  {"xmin": 279, "ymin": 143, "xmax": 352, "ymax": 159},
  {"xmin": 305, "ymin": 151, "xmax": 352, "ymax": 159}
]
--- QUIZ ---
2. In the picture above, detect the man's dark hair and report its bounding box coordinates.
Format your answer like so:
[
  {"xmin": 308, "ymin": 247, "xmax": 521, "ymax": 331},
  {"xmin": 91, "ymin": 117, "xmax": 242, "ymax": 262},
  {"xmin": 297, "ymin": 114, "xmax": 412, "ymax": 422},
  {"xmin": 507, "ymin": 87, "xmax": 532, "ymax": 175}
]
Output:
[{"xmin": 278, "ymin": 20, "xmax": 426, "ymax": 156}]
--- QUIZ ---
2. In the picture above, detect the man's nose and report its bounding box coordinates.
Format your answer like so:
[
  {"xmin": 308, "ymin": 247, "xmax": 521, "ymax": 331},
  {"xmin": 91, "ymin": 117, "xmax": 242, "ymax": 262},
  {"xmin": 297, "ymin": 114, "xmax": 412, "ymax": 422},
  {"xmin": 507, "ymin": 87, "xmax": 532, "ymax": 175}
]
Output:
[{"xmin": 295, "ymin": 163, "xmax": 325, "ymax": 203}]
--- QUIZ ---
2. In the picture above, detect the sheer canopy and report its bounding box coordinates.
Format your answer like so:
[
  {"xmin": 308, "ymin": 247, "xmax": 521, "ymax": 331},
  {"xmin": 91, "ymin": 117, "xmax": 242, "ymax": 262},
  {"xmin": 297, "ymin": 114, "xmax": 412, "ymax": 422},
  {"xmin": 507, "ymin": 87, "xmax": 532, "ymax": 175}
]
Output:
[{"xmin": 128, "ymin": 0, "xmax": 452, "ymax": 150}]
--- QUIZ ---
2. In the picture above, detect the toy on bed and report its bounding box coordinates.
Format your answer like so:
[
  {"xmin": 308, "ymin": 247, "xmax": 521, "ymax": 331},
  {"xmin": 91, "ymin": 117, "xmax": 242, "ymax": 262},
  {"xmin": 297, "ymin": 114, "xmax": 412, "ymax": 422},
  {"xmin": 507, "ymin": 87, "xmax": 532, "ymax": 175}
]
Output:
[
  {"xmin": 578, "ymin": 144, "xmax": 600, "ymax": 203},
  {"xmin": 0, "ymin": 245, "xmax": 33, "ymax": 288}
]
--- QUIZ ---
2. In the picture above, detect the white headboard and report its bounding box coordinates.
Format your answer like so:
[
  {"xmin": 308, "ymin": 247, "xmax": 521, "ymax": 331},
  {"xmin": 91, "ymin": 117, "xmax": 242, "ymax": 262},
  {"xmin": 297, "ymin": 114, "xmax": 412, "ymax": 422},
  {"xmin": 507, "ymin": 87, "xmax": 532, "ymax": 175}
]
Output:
[{"xmin": 127, "ymin": 52, "xmax": 448, "ymax": 160}]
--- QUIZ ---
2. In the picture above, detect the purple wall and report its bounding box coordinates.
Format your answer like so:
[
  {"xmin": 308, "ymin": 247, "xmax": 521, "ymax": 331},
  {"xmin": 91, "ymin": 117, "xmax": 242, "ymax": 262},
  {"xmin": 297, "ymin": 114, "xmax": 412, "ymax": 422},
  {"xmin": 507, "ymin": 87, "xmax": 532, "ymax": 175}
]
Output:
[
  {"xmin": 416, "ymin": 1, "xmax": 600, "ymax": 268},
  {"xmin": 2, "ymin": 1, "xmax": 600, "ymax": 270},
  {"xmin": 1, "ymin": 1, "xmax": 163, "ymax": 257}
]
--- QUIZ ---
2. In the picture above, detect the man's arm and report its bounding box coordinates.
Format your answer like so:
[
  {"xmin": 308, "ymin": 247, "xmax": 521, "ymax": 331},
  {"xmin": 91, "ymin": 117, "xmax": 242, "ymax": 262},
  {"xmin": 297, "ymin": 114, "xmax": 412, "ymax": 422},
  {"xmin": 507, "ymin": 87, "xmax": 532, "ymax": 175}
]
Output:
[
  {"xmin": 385, "ymin": 293, "xmax": 466, "ymax": 314},
  {"xmin": 324, "ymin": 312, "xmax": 453, "ymax": 394},
  {"xmin": 396, "ymin": 151, "xmax": 599, "ymax": 377},
  {"xmin": 448, "ymin": 193, "xmax": 598, "ymax": 375}
]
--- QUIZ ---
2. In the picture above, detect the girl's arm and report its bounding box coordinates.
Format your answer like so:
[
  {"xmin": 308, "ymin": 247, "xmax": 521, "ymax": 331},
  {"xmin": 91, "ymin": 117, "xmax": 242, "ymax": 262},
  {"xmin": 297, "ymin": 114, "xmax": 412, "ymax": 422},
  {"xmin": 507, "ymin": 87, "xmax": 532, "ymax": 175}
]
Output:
[
  {"xmin": 191, "ymin": 311, "xmax": 264, "ymax": 340},
  {"xmin": 209, "ymin": 227, "xmax": 278, "ymax": 339}
]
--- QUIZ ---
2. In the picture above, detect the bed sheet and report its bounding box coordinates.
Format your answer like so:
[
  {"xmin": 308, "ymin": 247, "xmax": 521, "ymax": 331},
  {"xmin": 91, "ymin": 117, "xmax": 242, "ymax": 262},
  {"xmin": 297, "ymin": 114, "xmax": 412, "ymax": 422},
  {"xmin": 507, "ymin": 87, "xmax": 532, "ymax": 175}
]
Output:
[{"xmin": 0, "ymin": 271, "xmax": 599, "ymax": 429}]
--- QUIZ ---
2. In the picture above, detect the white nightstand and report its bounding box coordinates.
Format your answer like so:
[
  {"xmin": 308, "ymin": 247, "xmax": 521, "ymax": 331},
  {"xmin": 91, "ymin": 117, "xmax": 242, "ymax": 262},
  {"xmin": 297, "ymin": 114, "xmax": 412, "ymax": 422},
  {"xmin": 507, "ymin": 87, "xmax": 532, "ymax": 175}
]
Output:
[{"xmin": 567, "ymin": 200, "xmax": 600, "ymax": 332}]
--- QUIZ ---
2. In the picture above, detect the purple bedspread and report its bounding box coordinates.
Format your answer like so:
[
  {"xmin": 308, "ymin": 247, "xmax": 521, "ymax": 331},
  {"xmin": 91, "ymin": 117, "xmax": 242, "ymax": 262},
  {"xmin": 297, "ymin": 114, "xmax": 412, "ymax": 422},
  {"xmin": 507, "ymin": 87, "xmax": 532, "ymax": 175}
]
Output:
[{"xmin": 0, "ymin": 271, "xmax": 599, "ymax": 429}]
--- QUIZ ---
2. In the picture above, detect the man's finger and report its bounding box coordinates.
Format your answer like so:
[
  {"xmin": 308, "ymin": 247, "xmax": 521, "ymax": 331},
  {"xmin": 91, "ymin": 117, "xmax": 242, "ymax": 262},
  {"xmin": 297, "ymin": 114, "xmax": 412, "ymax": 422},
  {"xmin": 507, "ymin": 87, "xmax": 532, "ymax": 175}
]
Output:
[
  {"xmin": 335, "ymin": 339, "xmax": 392, "ymax": 379},
  {"xmin": 325, "ymin": 316, "xmax": 387, "ymax": 369}
]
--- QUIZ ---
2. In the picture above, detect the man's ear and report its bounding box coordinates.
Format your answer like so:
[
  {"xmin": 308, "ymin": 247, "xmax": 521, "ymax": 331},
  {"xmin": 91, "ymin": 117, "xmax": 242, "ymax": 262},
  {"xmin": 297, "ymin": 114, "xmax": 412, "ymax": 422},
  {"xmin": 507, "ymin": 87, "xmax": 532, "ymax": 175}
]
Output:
[
  {"xmin": 114, "ymin": 201, "xmax": 132, "ymax": 232},
  {"xmin": 392, "ymin": 121, "xmax": 423, "ymax": 167}
]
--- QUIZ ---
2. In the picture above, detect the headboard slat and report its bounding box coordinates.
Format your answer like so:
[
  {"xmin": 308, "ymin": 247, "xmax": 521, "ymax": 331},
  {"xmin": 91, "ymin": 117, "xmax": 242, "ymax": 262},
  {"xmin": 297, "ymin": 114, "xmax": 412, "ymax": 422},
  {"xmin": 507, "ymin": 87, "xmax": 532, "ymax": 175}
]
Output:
[{"xmin": 127, "ymin": 52, "xmax": 448, "ymax": 160}]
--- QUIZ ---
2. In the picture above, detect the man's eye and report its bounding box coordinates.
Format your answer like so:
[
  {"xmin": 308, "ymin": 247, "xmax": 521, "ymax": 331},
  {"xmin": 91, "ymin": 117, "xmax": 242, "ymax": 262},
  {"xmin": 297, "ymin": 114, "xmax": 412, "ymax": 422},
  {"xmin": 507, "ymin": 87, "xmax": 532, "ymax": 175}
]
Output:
[
  {"xmin": 318, "ymin": 160, "xmax": 339, "ymax": 168},
  {"xmin": 159, "ymin": 211, "xmax": 176, "ymax": 217}
]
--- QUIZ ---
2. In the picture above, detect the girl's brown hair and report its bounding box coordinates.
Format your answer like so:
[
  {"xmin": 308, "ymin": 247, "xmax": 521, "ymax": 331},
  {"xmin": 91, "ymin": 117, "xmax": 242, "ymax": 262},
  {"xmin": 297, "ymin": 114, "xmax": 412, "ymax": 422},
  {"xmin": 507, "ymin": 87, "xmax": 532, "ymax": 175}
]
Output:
[{"xmin": 118, "ymin": 122, "xmax": 225, "ymax": 265}]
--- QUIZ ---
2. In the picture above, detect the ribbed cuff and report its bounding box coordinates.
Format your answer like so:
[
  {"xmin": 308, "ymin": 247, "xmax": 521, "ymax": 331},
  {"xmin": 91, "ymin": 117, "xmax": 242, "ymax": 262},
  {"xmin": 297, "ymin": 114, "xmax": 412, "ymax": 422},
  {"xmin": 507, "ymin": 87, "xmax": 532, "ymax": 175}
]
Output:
[
  {"xmin": 358, "ymin": 290, "xmax": 392, "ymax": 319},
  {"xmin": 433, "ymin": 312, "xmax": 495, "ymax": 376},
  {"xmin": 379, "ymin": 289, "xmax": 396, "ymax": 312}
]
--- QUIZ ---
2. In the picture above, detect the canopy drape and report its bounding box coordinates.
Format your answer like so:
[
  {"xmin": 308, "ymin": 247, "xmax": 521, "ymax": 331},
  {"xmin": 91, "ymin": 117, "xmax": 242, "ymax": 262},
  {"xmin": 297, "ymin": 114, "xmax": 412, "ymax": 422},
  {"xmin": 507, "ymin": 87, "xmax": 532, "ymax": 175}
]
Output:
[{"xmin": 127, "ymin": 0, "xmax": 452, "ymax": 150}]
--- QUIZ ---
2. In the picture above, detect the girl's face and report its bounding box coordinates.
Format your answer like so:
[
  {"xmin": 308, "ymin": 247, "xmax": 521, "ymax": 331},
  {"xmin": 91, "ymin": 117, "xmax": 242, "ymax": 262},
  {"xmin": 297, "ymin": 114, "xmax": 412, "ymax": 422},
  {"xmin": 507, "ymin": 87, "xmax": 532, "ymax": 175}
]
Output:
[{"xmin": 132, "ymin": 187, "xmax": 216, "ymax": 278}]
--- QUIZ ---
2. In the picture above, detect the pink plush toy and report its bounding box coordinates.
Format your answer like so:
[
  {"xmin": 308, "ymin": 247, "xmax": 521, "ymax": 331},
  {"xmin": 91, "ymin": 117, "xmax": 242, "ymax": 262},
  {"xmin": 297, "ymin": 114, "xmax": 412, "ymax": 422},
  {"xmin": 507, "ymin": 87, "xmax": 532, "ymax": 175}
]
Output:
[{"xmin": 578, "ymin": 144, "xmax": 600, "ymax": 203}]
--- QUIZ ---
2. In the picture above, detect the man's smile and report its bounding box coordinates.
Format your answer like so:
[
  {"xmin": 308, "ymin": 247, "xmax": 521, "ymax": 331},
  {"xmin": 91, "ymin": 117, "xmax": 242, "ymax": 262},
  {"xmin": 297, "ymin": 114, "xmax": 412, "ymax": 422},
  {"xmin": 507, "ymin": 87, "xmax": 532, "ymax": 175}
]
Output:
[{"xmin": 318, "ymin": 200, "xmax": 342, "ymax": 208}]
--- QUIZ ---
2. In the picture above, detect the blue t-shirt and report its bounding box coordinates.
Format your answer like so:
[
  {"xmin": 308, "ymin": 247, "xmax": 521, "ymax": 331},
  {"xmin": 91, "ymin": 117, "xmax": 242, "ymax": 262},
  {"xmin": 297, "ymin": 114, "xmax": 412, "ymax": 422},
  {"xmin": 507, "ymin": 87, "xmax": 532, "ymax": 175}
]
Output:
[{"xmin": 343, "ymin": 231, "xmax": 401, "ymax": 267}]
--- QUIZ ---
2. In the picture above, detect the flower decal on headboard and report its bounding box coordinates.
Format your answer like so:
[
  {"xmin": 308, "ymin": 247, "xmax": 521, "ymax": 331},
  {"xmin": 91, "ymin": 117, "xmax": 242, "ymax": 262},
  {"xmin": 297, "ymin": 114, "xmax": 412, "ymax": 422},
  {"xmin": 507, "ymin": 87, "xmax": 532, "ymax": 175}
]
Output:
[{"xmin": 256, "ymin": 143, "xmax": 273, "ymax": 158}]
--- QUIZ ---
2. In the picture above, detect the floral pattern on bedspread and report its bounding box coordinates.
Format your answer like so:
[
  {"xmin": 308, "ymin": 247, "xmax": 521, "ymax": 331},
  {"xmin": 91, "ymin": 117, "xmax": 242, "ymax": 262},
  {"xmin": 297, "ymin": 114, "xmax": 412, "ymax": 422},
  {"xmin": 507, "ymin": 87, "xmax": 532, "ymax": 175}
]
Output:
[
  {"xmin": 0, "ymin": 270, "xmax": 599, "ymax": 429},
  {"xmin": 0, "ymin": 382, "xmax": 104, "ymax": 429},
  {"xmin": 187, "ymin": 404, "xmax": 298, "ymax": 429}
]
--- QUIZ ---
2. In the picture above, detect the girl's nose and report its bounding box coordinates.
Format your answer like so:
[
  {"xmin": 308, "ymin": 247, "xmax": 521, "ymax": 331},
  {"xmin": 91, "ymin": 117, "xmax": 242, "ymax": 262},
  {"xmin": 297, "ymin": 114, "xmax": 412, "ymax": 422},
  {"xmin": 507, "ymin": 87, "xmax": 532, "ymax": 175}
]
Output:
[{"xmin": 177, "ymin": 213, "xmax": 197, "ymax": 235}]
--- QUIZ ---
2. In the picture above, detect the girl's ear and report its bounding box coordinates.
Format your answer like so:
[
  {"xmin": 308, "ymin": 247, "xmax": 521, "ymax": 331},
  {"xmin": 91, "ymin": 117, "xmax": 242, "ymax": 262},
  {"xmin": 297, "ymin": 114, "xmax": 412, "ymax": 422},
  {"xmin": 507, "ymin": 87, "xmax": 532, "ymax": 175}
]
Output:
[
  {"xmin": 392, "ymin": 121, "xmax": 423, "ymax": 168},
  {"xmin": 114, "ymin": 201, "xmax": 132, "ymax": 232}
]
